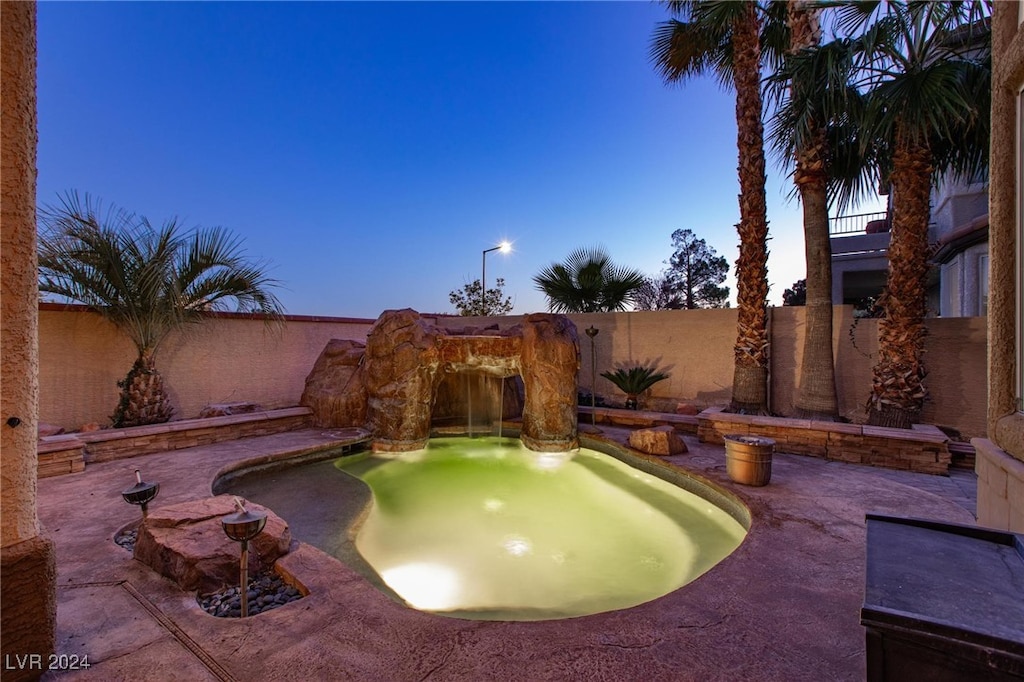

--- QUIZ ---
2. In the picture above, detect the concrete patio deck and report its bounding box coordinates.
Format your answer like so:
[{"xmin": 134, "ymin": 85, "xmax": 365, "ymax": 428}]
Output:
[{"xmin": 37, "ymin": 427, "xmax": 977, "ymax": 681}]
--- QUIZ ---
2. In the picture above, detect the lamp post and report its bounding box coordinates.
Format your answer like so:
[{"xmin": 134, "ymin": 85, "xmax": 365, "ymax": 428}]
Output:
[
  {"xmin": 585, "ymin": 326, "xmax": 599, "ymax": 427},
  {"xmin": 481, "ymin": 241, "xmax": 511, "ymax": 316}
]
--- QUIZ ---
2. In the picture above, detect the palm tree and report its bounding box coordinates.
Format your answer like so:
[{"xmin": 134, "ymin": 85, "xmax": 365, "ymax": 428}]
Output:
[
  {"xmin": 651, "ymin": 1, "xmax": 775, "ymax": 414},
  {"xmin": 829, "ymin": 2, "xmax": 991, "ymax": 428},
  {"xmin": 38, "ymin": 192, "xmax": 284, "ymax": 427},
  {"xmin": 532, "ymin": 246, "xmax": 647, "ymax": 313},
  {"xmin": 770, "ymin": 0, "xmax": 840, "ymax": 420}
]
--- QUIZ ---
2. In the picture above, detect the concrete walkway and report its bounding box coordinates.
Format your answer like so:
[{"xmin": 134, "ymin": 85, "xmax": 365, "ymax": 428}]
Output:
[{"xmin": 38, "ymin": 428, "xmax": 977, "ymax": 681}]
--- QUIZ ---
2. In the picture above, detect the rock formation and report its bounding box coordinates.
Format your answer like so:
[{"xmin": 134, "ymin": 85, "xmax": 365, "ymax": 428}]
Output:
[
  {"xmin": 300, "ymin": 309, "xmax": 580, "ymax": 451},
  {"xmin": 133, "ymin": 495, "xmax": 291, "ymax": 594},
  {"xmin": 300, "ymin": 339, "xmax": 367, "ymax": 428}
]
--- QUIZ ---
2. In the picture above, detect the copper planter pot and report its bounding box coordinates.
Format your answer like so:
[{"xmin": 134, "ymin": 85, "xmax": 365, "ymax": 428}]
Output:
[{"xmin": 724, "ymin": 435, "xmax": 774, "ymax": 486}]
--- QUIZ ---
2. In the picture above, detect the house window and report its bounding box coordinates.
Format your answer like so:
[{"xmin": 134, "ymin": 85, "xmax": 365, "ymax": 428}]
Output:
[{"xmin": 942, "ymin": 260, "xmax": 961, "ymax": 317}]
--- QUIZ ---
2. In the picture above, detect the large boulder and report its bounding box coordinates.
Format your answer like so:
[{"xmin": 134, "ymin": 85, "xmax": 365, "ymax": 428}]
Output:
[
  {"xmin": 520, "ymin": 314, "xmax": 580, "ymax": 451},
  {"xmin": 300, "ymin": 339, "xmax": 368, "ymax": 427},
  {"xmin": 628, "ymin": 425, "xmax": 689, "ymax": 456},
  {"xmin": 362, "ymin": 309, "xmax": 443, "ymax": 450},
  {"xmin": 133, "ymin": 495, "xmax": 292, "ymax": 594}
]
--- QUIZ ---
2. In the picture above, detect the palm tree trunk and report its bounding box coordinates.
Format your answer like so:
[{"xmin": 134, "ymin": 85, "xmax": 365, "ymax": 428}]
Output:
[
  {"xmin": 789, "ymin": 0, "xmax": 838, "ymax": 420},
  {"xmin": 794, "ymin": 134, "xmax": 838, "ymax": 418},
  {"xmin": 867, "ymin": 130, "xmax": 931, "ymax": 429},
  {"xmin": 729, "ymin": 1, "xmax": 770, "ymax": 414},
  {"xmin": 112, "ymin": 349, "xmax": 174, "ymax": 427}
]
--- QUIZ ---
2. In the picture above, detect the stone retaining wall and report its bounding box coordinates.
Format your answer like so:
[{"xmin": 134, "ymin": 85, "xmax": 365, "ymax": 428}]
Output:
[
  {"xmin": 36, "ymin": 407, "xmax": 313, "ymax": 476},
  {"xmin": 697, "ymin": 407, "xmax": 951, "ymax": 475}
]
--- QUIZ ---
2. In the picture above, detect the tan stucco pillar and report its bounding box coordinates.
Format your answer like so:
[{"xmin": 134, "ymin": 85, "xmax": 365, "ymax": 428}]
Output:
[
  {"xmin": 1, "ymin": 2, "xmax": 57, "ymax": 679},
  {"xmin": 974, "ymin": 0, "xmax": 1024, "ymax": 532}
]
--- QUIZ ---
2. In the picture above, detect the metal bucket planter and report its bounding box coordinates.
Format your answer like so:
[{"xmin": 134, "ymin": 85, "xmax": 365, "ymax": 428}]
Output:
[{"xmin": 723, "ymin": 435, "xmax": 774, "ymax": 486}]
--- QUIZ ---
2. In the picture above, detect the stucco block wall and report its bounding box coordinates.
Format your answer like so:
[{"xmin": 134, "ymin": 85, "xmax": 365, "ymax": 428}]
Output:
[
  {"xmin": 571, "ymin": 309, "xmax": 738, "ymax": 409},
  {"xmin": 441, "ymin": 308, "xmax": 988, "ymax": 438},
  {"xmin": 38, "ymin": 306, "xmax": 373, "ymax": 429},
  {"xmin": 39, "ymin": 305, "xmax": 988, "ymax": 440},
  {"xmin": 435, "ymin": 309, "xmax": 738, "ymax": 409}
]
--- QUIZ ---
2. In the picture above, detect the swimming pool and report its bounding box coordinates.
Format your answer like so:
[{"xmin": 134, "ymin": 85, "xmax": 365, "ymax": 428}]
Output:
[{"xmin": 221, "ymin": 436, "xmax": 747, "ymax": 621}]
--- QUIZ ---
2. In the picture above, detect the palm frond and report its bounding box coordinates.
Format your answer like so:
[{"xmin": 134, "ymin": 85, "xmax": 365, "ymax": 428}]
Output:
[
  {"xmin": 38, "ymin": 192, "xmax": 285, "ymax": 353},
  {"xmin": 533, "ymin": 246, "xmax": 646, "ymax": 313}
]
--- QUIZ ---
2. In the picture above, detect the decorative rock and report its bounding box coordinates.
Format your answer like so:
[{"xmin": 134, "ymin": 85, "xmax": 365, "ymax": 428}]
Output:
[
  {"xmin": 198, "ymin": 402, "xmax": 262, "ymax": 418},
  {"xmin": 133, "ymin": 495, "xmax": 292, "ymax": 593},
  {"xmin": 78, "ymin": 422, "xmax": 101, "ymax": 433},
  {"xmin": 300, "ymin": 339, "xmax": 368, "ymax": 428},
  {"xmin": 363, "ymin": 309, "xmax": 443, "ymax": 450},
  {"xmin": 114, "ymin": 528, "xmax": 138, "ymax": 552},
  {"xmin": 196, "ymin": 571, "xmax": 305, "ymax": 618},
  {"xmin": 519, "ymin": 314, "xmax": 580, "ymax": 452},
  {"xmin": 301, "ymin": 309, "xmax": 580, "ymax": 452},
  {"xmin": 676, "ymin": 403, "xmax": 700, "ymax": 416},
  {"xmin": 628, "ymin": 425, "xmax": 688, "ymax": 456},
  {"xmin": 37, "ymin": 422, "xmax": 65, "ymax": 437}
]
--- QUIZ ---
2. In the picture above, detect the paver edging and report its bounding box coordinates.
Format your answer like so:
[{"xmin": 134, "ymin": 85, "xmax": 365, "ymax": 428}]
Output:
[
  {"xmin": 696, "ymin": 406, "xmax": 951, "ymax": 475},
  {"xmin": 37, "ymin": 407, "xmax": 315, "ymax": 476}
]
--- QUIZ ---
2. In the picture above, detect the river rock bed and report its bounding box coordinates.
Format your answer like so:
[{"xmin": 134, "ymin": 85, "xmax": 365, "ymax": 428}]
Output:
[
  {"xmin": 114, "ymin": 527, "xmax": 137, "ymax": 552},
  {"xmin": 198, "ymin": 572, "xmax": 304, "ymax": 617}
]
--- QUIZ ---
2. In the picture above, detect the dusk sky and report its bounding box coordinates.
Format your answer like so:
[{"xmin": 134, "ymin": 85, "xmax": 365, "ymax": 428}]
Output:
[{"xmin": 37, "ymin": 1, "xmax": 882, "ymax": 319}]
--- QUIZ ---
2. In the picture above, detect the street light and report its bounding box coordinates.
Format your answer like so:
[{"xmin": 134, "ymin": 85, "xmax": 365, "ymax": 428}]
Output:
[{"xmin": 481, "ymin": 241, "xmax": 511, "ymax": 316}]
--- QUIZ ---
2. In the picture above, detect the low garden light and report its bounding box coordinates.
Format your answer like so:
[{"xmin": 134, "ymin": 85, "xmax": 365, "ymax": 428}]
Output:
[
  {"xmin": 122, "ymin": 469, "xmax": 159, "ymax": 520},
  {"xmin": 585, "ymin": 326, "xmax": 599, "ymax": 427}
]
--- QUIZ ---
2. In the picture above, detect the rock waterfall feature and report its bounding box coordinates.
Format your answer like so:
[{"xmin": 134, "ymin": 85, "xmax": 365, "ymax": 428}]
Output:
[{"xmin": 301, "ymin": 309, "xmax": 580, "ymax": 452}]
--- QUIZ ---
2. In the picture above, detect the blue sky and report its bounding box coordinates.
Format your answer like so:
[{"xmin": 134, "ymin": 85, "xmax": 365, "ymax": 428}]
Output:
[{"xmin": 37, "ymin": 1, "xmax": 880, "ymax": 319}]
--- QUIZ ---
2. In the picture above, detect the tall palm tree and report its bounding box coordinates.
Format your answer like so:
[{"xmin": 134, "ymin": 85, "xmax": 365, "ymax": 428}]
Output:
[
  {"xmin": 38, "ymin": 192, "xmax": 285, "ymax": 427},
  {"xmin": 532, "ymin": 246, "xmax": 646, "ymax": 313},
  {"xmin": 770, "ymin": 0, "xmax": 841, "ymax": 420},
  {"xmin": 651, "ymin": 0, "xmax": 776, "ymax": 414},
  {"xmin": 830, "ymin": 1, "xmax": 991, "ymax": 428}
]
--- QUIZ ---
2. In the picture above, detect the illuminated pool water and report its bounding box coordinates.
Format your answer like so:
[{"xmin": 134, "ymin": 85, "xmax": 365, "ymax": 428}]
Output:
[{"xmin": 221, "ymin": 436, "xmax": 747, "ymax": 621}]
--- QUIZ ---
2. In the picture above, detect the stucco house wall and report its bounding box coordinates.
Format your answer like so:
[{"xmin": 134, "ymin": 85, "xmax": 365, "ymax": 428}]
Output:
[
  {"xmin": 1, "ymin": 2, "xmax": 57, "ymax": 675},
  {"xmin": 974, "ymin": 1, "xmax": 1024, "ymax": 533}
]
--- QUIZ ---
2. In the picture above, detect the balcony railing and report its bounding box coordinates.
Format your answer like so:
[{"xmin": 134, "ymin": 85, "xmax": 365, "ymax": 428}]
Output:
[{"xmin": 829, "ymin": 211, "xmax": 890, "ymax": 236}]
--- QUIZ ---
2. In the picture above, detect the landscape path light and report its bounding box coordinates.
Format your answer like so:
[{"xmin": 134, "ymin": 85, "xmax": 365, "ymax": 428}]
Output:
[
  {"xmin": 481, "ymin": 241, "xmax": 512, "ymax": 315},
  {"xmin": 122, "ymin": 469, "xmax": 159, "ymax": 521},
  {"xmin": 585, "ymin": 326, "xmax": 599, "ymax": 428},
  {"xmin": 221, "ymin": 497, "xmax": 268, "ymax": 618}
]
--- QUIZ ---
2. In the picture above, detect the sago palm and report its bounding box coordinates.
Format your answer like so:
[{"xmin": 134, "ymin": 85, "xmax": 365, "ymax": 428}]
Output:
[
  {"xmin": 38, "ymin": 192, "xmax": 284, "ymax": 427},
  {"xmin": 651, "ymin": 0, "xmax": 782, "ymax": 414},
  {"xmin": 533, "ymin": 246, "xmax": 646, "ymax": 313},
  {"xmin": 601, "ymin": 365, "xmax": 671, "ymax": 410}
]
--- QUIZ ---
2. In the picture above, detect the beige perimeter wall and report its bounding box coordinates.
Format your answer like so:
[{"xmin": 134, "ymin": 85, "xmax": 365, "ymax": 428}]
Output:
[
  {"xmin": 40, "ymin": 304, "xmax": 988, "ymax": 440},
  {"xmin": 39, "ymin": 305, "xmax": 374, "ymax": 429}
]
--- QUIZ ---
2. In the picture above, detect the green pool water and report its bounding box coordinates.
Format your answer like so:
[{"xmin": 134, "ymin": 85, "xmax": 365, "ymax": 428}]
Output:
[{"xmin": 335, "ymin": 437, "xmax": 747, "ymax": 620}]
